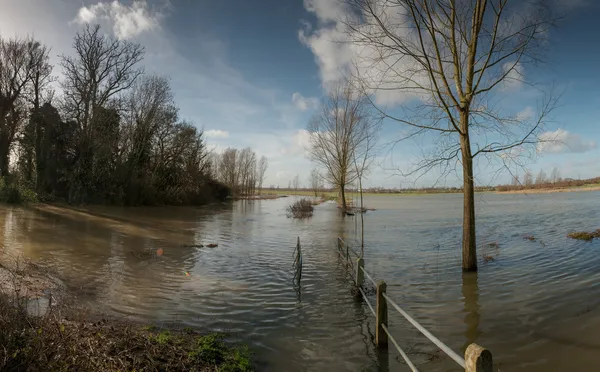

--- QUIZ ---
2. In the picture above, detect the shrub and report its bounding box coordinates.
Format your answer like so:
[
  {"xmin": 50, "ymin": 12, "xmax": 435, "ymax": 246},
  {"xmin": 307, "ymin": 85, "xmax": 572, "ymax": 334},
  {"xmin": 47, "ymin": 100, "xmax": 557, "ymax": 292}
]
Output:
[
  {"xmin": 0, "ymin": 178, "xmax": 38, "ymax": 204},
  {"xmin": 286, "ymin": 198, "xmax": 314, "ymax": 218}
]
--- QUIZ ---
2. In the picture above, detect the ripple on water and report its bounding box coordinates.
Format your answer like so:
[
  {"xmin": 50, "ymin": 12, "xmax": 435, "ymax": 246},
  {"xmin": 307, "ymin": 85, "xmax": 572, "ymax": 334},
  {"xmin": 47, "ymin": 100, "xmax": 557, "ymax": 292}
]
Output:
[{"xmin": 4, "ymin": 192, "xmax": 600, "ymax": 371}]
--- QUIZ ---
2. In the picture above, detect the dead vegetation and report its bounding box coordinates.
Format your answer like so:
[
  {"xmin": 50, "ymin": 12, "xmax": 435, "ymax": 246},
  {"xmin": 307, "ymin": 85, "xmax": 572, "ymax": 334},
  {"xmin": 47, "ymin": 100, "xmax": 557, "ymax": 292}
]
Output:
[
  {"xmin": 481, "ymin": 242, "xmax": 500, "ymax": 264},
  {"xmin": 286, "ymin": 198, "xmax": 314, "ymax": 219},
  {"xmin": 0, "ymin": 255, "xmax": 253, "ymax": 372},
  {"xmin": 568, "ymin": 230, "xmax": 600, "ymax": 241}
]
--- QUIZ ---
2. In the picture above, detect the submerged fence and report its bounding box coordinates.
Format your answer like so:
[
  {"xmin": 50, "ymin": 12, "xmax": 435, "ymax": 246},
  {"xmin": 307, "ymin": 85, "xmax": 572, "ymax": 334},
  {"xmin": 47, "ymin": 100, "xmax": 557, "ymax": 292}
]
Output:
[
  {"xmin": 293, "ymin": 237, "xmax": 302, "ymax": 283},
  {"xmin": 336, "ymin": 237, "xmax": 493, "ymax": 372}
]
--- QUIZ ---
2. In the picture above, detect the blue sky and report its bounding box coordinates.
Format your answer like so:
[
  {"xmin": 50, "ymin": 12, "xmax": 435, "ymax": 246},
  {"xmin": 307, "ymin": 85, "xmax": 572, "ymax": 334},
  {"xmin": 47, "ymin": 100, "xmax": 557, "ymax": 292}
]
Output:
[{"xmin": 1, "ymin": 0, "xmax": 599, "ymax": 188}]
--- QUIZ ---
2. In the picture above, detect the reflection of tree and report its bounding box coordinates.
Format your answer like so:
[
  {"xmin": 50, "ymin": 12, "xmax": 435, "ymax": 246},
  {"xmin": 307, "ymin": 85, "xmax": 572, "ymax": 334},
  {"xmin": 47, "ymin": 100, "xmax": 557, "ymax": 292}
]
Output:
[{"xmin": 462, "ymin": 272, "xmax": 481, "ymax": 351}]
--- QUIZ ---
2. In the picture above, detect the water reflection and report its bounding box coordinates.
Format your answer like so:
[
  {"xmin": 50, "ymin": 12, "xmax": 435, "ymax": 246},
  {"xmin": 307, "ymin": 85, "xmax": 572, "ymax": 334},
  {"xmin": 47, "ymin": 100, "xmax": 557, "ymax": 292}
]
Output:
[
  {"xmin": 461, "ymin": 272, "xmax": 481, "ymax": 352},
  {"xmin": 1, "ymin": 191, "xmax": 600, "ymax": 371}
]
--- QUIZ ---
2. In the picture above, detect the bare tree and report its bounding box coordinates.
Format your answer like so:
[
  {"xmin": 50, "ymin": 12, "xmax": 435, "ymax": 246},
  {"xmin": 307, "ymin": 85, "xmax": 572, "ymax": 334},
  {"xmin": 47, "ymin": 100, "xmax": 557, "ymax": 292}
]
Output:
[
  {"xmin": 60, "ymin": 24, "xmax": 144, "ymax": 132},
  {"xmin": 550, "ymin": 167, "xmax": 560, "ymax": 183},
  {"xmin": 257, "ymin": 156, "xmax": 268, "ymax": 194},
  {"xmin": 307, "ymin": 82, "xmax": 379, "ymax": 212},
  {"xmin": 309, "ymin": 168, "xmax": 322, "ymax": 197},
  {"xmin": 535, "ymin": 169, "xmax": 546, "ymax": 185},
  {"xmin": 0, "ymin": 36, "xmax": 49, "ymax": 176},
  {"xmin": 292, "ymin": 174, "xmax": 300, "ymax": 194},
  {"xmin": 524, "ymin": 170, "xmax": 533, "ymax": 186},
  {"xmin": 511, "ymin": 174, "xmax": 519, "ymax": 186},
  {"xmin": 344, "ymin": 0, "xmax": 557, "ymax": 271},
  {"xmin": 219, "ymin": 148, "xmax": 238, "ymax": 195}
]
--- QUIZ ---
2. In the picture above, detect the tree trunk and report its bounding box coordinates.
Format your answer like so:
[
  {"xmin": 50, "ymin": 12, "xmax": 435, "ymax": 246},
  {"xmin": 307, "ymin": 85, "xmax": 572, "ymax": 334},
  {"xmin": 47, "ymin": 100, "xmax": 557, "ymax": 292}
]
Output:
[
  {"xmin": 460, "ymin": 126, "xmax": 477, "ymax": 271},
  {"xmin": 0, "ymin": 136, "xmax": 10, "ymax": 178},
  {"xmin": 340, "ymin": 185, "xmax": 347, "ymax": 212}
]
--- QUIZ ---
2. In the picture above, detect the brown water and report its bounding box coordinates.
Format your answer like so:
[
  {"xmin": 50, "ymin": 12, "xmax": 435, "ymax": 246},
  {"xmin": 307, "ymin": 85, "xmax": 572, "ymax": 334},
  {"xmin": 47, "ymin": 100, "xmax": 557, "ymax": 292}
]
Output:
[{"xmin": 2, "ymin": 192, "xmax": 600, "ymax": 371}]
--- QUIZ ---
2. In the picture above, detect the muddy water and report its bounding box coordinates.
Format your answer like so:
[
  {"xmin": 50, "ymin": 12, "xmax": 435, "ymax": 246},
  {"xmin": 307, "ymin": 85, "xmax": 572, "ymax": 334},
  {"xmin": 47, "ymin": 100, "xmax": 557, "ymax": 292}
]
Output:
[{"xmin": 1, "ymin": 192, "xmax": 600, "ymax": 371}]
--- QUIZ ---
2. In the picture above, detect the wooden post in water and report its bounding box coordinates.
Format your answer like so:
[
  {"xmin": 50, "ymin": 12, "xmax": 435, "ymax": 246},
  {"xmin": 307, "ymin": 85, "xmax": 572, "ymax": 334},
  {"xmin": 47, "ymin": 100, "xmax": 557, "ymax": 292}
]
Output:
[
  {"xmin": 337, "ymin": 238, "xmax": 342, "ymax": 254},
  {"xmin": 465, "ymin": 343, "xmax": 492, "ymax": 372},
  {"xmin": 346, "ymin": 244, "xmax": 349, "ymax": 263},
  {"xmin": 356, "ymin": 258, "xmax": 364, "ymax": 288},
  {"xmin": 375, "ymin": 280, "xmax": 388, "ymax": 347}
]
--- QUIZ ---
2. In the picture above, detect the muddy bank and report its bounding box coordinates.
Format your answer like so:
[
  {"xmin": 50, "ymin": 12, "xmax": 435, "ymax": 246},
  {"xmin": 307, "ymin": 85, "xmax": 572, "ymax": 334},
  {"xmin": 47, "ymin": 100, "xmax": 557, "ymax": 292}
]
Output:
[{"xmin": 0, "ymin": 251, "xmax": 254, "ymax": 371}]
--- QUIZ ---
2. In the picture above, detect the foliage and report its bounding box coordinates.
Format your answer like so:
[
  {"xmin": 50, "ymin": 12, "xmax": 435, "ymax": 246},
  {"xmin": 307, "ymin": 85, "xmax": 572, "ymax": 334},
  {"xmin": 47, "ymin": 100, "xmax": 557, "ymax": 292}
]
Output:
[
  {"xmin": 0, "ymin": 26, "xmax": 231, "ymax": 206},
  {"xmin": 0, "ymin": 178, "xmax": 38, "ymax": 204}
]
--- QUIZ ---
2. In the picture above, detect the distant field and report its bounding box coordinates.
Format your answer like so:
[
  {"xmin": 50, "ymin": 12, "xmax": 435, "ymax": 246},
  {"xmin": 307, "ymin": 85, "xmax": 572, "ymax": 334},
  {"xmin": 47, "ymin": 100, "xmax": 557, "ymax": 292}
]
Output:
[{"xmin": 259, "ymin": 189, "xmax": 465, "ymax": 197}]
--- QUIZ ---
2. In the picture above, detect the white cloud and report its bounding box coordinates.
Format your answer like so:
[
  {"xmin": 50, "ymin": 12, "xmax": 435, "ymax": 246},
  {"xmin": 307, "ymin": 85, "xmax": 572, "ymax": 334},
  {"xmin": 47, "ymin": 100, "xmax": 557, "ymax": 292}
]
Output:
[
  {"xmin": 538, "ymin": 129, "xmax": 596, "ymax": 154},
  {"xmin": 501, "ymin": 62, "xmax": 524, "ymax": 91},
  {"xmin": 282, "ymin": 129, "xmax": 313, "ymax": 156},
  {"xmin": 74, "ymin": 1, "xmax": 162, "ymax": 40},
  {"xmin": 516, "ymin": 106, "xmax": 535, "ymax": 121},
  {"xmin": 292, "ymin": 92, "xmax": 319, "ymax": 111},
  {"xmin": 204, "ymin": 129, "xmax": 229, "ymax": 139},
  {"xmin": 299, "ymin": 0, "xmax": 445, "ymax": 106}
]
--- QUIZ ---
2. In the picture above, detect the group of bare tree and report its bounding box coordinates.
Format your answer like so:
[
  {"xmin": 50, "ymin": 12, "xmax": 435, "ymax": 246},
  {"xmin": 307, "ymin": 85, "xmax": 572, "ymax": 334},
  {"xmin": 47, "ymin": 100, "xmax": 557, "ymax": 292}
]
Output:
[
  {"xmin": 1, "ymin": 25, "xmax": 229, "ymax": 205},
  {"xmin": 512, "ymin": 167, "xmax": 562, "ymax": 187},
  {"xmin": 210, "ymin": 147, "xmax": 267, "ymax": 196}
]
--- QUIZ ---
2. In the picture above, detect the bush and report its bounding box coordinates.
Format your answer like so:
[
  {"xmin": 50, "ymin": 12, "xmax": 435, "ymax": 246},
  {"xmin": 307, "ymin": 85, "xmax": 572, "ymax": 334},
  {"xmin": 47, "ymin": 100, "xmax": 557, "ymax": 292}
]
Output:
[
  {"xmin": 0, "ymin": 178, "xmax": 38, "ymax": 204},
  {"xmin": 286, "ymin": 198, "xmax": 314, "ymax": 218}
]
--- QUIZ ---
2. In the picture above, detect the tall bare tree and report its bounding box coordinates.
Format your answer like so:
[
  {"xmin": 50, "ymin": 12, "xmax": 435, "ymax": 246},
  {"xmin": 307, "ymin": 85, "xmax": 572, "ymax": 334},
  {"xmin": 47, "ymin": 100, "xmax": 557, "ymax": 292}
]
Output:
[
  {"xmin": 307, "ymin": 83, "xmax": 379, "ymax": 211},
  {"xmin": 60, "ymin": 24, "xmax": 144, "ymax": 132},
  {"xmin": 0, "ymin": 36, "xmax": 49, "ymax": 177},
  {"xmin": 292, "ymin": 174, "xmax": 300, "ymax": 194},
  {"xmin": 535, "ymin": 169, "xmax": 546, "ymax": 184},
  {"xmin": 523, "ymin": 170, "xmax": 533, "ymax": 186},
  {"xmin": 309, "ymin": 168, "xmax": 322, "ymax": 197},
  {"xmin": 550, "ymin": 167, "xmax": 560, "ymax": 183},
  {"xmin": 257, "ymin": 156, "xmax": 268, "ymax": 194},
  {"xmin": 345, "ymin": 0, "xmax": 556, "ymax": 270}
]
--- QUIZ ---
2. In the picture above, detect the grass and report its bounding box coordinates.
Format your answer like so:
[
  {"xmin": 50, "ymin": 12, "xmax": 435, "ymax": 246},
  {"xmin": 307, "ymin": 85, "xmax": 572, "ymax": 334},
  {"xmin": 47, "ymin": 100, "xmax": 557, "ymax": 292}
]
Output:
[
  {"xmin": 0, "ymin": 256, "xmax": 254, "ymax": 372},
  {"xmin": 567, "ymin": 229, "xmax": 600, "ymax": 241}
]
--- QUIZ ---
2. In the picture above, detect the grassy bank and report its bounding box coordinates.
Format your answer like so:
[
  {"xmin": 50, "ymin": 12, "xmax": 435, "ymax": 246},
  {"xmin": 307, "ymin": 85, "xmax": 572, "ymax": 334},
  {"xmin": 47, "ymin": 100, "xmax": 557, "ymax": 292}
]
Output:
[{"xmin": 0, "ymin": 255, "xmax": 253, "ymax": 372}]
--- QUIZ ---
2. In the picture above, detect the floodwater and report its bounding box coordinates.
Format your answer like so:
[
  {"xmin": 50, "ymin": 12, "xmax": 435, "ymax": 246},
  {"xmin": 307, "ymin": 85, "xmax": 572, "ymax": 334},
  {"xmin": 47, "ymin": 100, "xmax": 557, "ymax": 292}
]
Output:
[{"xmin": 2, "ymin": 192, "xmax": 600, "ymax": 371}]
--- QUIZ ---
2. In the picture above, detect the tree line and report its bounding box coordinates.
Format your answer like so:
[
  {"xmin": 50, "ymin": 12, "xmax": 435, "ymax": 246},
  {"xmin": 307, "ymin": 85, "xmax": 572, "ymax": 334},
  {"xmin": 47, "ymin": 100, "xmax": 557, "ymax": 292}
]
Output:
[
  {"xmin": 0, "ymin": 24, "xmax": 229, "ymax": 205},
  {"xmin": 209, "ymin": 147, "xmax": 268, "ymax": 197}
]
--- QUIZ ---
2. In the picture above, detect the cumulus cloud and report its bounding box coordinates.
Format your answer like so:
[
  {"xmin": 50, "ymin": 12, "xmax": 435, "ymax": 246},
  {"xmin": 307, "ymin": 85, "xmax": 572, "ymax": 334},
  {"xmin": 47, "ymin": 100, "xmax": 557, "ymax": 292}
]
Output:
[
  {"xmin": 299, "ymin": 0, "xmax": 448, "ymax": 106},
  {"xmin": 538, "ymin": 129, "xmax": 596, "ymax": 154},
  {"xmin": 204, "ymin": 129, "xmax": 229, "ymax": 139},
  {"xmin": 292, "ymin": 92, "xmax": 319, "ymax": 111},
  {"xmin": 515, "ymin": 106, "xmax": 535, "ymax": 121},
  {"xmin": 501, "ymin": 62, "xmax": 524, "ymax": 91},
  {"xmin": 74, "ymin": 1, "xmax": 162, "ymax": 40},
  {"xmin": 282, "ymin": 129, "xmax": 313, "ymax": 156}
]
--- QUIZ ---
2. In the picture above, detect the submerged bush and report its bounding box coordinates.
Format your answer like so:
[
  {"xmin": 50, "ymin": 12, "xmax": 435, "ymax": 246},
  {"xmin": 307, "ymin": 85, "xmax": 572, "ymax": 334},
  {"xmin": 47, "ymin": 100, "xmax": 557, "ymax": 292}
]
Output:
[
  {"xmin": 286, "ymin": 198, "xmax": 314, "ymax": 218},
  {"xmin": 568, "ymin": 230, "xmax": 600, "ymax": 241}
]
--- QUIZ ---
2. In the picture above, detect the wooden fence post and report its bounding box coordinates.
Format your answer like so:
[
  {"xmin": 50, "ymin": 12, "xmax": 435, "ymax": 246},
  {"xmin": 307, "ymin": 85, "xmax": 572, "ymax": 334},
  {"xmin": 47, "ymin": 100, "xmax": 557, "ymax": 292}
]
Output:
[
  {"xmin": 465, "ymin": 343, "xmax": 492, "ymax": 372},
  {"xmin": 346, "ymin": 244, "xmax": 349, "ymax": 263},
  {"xmin": 376, "ymin": 280, "xmax": 388, "ymax": 346},
  {"xmin": 356, "ymin": 258, "xmax": 364, "ymax": 288},
  {"xmin": 337, "ymin": 238, "xmax": 342, "ymax": 253}
]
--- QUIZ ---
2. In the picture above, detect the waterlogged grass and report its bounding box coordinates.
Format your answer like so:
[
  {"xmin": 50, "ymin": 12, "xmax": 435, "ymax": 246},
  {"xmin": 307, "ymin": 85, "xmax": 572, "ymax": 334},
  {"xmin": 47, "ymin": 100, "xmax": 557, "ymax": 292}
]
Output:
[{"xmin": 0, "ymin": 310, "xmax": 254, "ymax": 371}]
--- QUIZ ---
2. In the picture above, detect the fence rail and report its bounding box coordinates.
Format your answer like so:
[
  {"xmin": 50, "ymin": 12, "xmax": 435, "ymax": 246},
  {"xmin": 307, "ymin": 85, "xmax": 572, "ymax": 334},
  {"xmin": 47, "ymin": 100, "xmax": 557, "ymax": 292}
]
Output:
[
  {"xmin": 293, "ymin": 237, "xmax": 302, "ymax": 282},
  {"xmin": 335, "ymin": 237, "xmax": 493, "ymax": 372}
]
